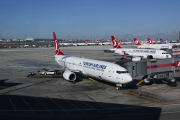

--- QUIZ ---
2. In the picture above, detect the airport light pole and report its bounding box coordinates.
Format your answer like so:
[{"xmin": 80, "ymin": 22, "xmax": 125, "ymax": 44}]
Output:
[
  {"xmin": 179, "ymin": 31, "xmax": 180, "ymax": 42},
  {"xmin": 25, "ymin": 34, "xmax": 26, "ymax": 46},
  {"xmin": 48, "ymin": 35, "xmax": 50, "ymax": 47}
]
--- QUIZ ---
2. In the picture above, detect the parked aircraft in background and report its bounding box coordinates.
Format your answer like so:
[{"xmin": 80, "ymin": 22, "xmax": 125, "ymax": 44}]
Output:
[
  {"xmin": 86, "ymin": 40, "xmax": 99, "ymax": 46},
  {"xmin": 147, "ymin": 38, "xmax": 155, "ymax": 44},
  {"xmin": 110, "ymin": 36, "xmax": 171, "ymax": 61},
  {"xmin": 148, "ymin": 38, "xmax": 180, "ymax": 47},
  {"xmin": 99, "ymin": 41, "xmax": 111, "ymax": 45},
  {"xmin": 53, "ymin": 32, "xmax": 132, "ymax": 89},
  {"xmin": 59, "ymin": 42, "xmax": 72, "ymax": 46},
  {"xmin": 120, "ymin": 40, "xmax": 133, "ymax": 45},
  {"xmin": 159, "ymin": 38, "xmax": 166, "ymax": 44},
  {"xmin": 76, "ymin": 40, "xmax": 88, "ymax": 46},
  {"xmin": 134, "ymin": 38, "xmax": 171, "ymax": 49}
]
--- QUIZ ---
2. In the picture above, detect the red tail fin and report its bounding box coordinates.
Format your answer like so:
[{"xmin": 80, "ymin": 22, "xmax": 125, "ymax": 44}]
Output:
[
  {"xmin": 85, "ymin": 40, "xmax": 88, "ymax": 45},
  {"xmin": 120, "ymin": 39, "xmax": 122, "ymax": 44},
  {"xmin": 147, "ymin": 38, "xmax": 153, "ymax": 44},
  {"xmin": 133, "ymin": 38, "xmax": 141, "ymax": 46},
  {"xmin": 53, "ymin": 32, "xmax": 64, "ymax": 55},
  {"xmin": 111, "ymin": 36, "xmax": 121, "ymax": 49},
  {"xmin": 96, "ymin": 40, "xmax": 99, "ymax": 44}
]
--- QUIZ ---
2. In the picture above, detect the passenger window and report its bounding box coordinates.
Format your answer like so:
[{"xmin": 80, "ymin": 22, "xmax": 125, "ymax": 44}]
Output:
[{"xmin": 116, "ymin": 71, "xmax": 128, "ymax": 74}]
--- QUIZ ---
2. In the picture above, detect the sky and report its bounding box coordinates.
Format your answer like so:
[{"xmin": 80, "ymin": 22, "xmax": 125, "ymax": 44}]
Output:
[{"xmin": 0, "ymin": 0, "xmax": 180, "ymax": 39}]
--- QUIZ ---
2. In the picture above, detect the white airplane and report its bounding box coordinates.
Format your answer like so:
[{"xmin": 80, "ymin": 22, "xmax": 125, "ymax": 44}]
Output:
[
  {"xmin": 59, "ymin": 40, "xmax": 88, "ymax": 46},
  {"xmin": 120, "ymin": 40, "xmax": 133, "ymax": 45},
  {"xmin": 53, "ymin": 32, "xmax": 132, "ymax": 89},
  {"xmin": 110, "ymin": 36, "xmax": 172, "ymax": 61},
  {"xmin": 99, "ymin": 41, "xmax": 111, "ymax": 45},
  {"xmin": 59, "ymin": 41, "xmax": 74, "ymax": 46},
  {"xmin": 86, "ymin": 40, "xmax": 99, "ymax": 46},
  {"xmin": 149, "ymin": 38, "xmax": 180, "ymax": 47},
  {"xmin": 76, "ymin": 40, "xmax": 88, "ymax": 46},
  {"xmin": 134, "ymin": 38, "xmax": 172, "ymax": 49}
]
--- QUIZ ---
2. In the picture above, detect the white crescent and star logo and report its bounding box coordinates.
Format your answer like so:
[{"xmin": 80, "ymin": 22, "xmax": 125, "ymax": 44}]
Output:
[
  {"xmin": 177, "ymin": 62, "xmax": 180, "ymax": 67},
  {"xmin": 112, "ymin": 39, "xmax": 117, "ymax": 47},
  {"xmin": 175, "ymin": 61, "xmax": 180, "ymax": 67},
  {"xmin": 135, "ymin": 40, "xmax": 138, "ymax": 44},
  {"xmin": 149, "ymin": 40, "xmax": 152, "ymax": 44},
  {"xmin": 55, "ymin": 39, "xmax": 58, "ymax": 50}
]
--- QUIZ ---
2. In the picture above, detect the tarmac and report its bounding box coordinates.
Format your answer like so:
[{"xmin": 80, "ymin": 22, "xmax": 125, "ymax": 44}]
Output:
[{"xmin": 1, "ymin": 45, "xmax": 180, "ymax": 120}]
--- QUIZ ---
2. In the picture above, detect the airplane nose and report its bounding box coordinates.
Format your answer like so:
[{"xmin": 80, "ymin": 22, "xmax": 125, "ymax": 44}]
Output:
[
  {"xmin": 167, "ymin": 55, "xmax": 172, "ymax": 58},
  {"xmin": 126, "ymin": 74, "xmax": 133, "ymax": 83}
]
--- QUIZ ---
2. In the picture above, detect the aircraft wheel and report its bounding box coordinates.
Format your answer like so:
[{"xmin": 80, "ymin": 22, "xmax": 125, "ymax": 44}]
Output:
[{"xmin": 171, "ymin": 82, "xmax": 177, "ymax": 87}]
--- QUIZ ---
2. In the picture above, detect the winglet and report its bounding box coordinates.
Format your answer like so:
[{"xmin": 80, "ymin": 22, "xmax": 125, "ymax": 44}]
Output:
[
  {"xmin": 133, "ymin": 38, "xmax": 141, "ymax": 46},
  {"xmin": 53, "ymin": 32, "xmax": 64, "ymax": 55},
  {"xmin": 111, "ymin": 36, "xmax": 121, "ymax": 49}
]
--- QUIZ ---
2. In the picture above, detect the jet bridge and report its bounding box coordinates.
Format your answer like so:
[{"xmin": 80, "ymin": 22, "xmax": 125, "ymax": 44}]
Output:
[{"xmin": 115, "ymin": 57, "xmax": 180, "ymax": 87}]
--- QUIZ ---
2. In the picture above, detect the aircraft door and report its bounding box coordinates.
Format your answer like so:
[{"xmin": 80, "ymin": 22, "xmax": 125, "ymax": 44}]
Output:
[
  {"xmin": 60, "ymin": 57, "xmax": 66, "ymax": 68},
  {"xmin": 108, "ymin": 67, "xmax": 113, "ymax": 77}
]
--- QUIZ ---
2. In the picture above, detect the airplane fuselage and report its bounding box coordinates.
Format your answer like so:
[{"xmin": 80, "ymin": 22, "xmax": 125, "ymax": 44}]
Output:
[
  {"xmin": 136, "ymin": 44, "xmax": 171, "ymax": 49},
  {"xmin": 55, "ymin": 55, "xmax": 132, "ymax": 84},
  {"xmin": 110, "ymin": 48, "xmax": 171, "ymax": 59}
]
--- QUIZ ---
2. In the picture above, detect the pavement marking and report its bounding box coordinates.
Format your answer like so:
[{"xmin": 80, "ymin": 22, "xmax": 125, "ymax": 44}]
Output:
[
  {"xmin": 88, "ymin": 78, "xmax": 98, "ymax": 83},
  {"xmin": 0, "ymin": 78, "xmax": 56, "ymax": 94},
  {"xmin": 68, "ymin": 94, "xmax": 96, "ymax": 110},
  {"xmin": 7, "ymin": 94, "xmax": 16, "ymax": 110},
  {"xmin": 34, "ymin": 97, "xmax": 48, "ymax": 110},
  {"xmin": 88, "ymin": 77, "xmax": 169, "ymax": 105},
  {"xmin": 21, "ymin": 96, "xmax": 33, "ymax": 110},
  {"xmin": 48, "ymin": 97, "xmax": 64, "ymax": 110},
  {"xmin": 120, "ymin": 90, "xmax": 169, "ymax": 105}
]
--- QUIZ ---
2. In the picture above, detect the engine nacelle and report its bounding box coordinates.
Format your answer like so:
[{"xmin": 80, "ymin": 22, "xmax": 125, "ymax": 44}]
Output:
[
  {"xmin": 132, "ymin": 57, "xmax": 142, "ymax": 61},
  {"xmin": 63, "ymin": 70, "xmax": 76, "ymax": 81}
]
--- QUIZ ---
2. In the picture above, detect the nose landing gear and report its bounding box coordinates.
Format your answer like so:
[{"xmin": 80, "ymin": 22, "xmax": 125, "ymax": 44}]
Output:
[{"xmin": 116, "ymin": 84, "xmax": 122, "ymax": 90}]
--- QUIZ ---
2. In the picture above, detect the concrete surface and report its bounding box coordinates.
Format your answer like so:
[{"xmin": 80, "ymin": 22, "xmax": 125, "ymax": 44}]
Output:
[{"xmin": 0, "ymin": 45, "xmax": 180, "ymax": 120}]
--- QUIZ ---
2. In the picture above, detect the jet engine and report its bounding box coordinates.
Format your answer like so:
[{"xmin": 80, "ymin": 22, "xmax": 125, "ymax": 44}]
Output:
[
  {"xmin": 63, "ymin": 70, "xmax": 76, "ymax": 81},
  {"xmin": 147, "ymin": 55, "xmax": 153, "ymax": 59}
]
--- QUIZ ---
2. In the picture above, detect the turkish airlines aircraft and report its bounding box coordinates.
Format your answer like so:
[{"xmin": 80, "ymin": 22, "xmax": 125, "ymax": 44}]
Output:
[
  {"xmin": 59, "ymin": 42, "xmax": 73, "ymax": 46},
  {"xmin": 99, "ymin": 41, "xmax": 111, "ymax": 45},
  {"xmin": 134, "ymin": 38, "xmax": 171, "ymax": 49},
  {"xmin": 86, "ymin": 40, "xmax": 99, "ymax": 46},
  {"xmin": 53, "ymin": 32, "xmax": 132, "ymax": 89},
  {"xmin": 147, "ymin": 38, "xmax": 154, "ymax": 44},
  {"xmin": 148, "ymin": 38, "xmax": 180, "ymax": 47},
  {"xmin": 76, "ymin": 40, "xmax": 88, "ymax": 46},
  {"xmin": 110, "ymin": 36, "xmax": 172, "ymax": 61}
]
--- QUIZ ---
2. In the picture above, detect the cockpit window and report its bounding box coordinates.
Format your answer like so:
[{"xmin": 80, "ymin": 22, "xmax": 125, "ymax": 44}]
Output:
[
  {"xmin": 162, "ymin": 52, "xmax": 168, "ymax": 54},
  {"xmin": 116, "ymin": 71, "xmax": 129, "ymax": 74}
]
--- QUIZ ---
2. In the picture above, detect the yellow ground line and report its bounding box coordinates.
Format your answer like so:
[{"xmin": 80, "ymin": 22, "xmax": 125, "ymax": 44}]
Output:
[
  {"xmin": 121, "ymin": 90, "xmax": 168, "ymax": 105},
  {"xmin": 88, "ymin": 77, "xmax": 168, "ymax": 105},
  {"xmin": 136, "ymin": 79, "xmax": 144, "ymax": 86},
  {"xmin": 88, "ymin": 77, "xmax": 98, "ymax": 83}
]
